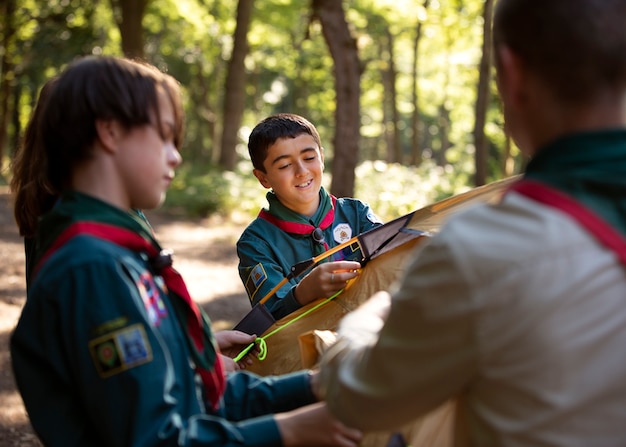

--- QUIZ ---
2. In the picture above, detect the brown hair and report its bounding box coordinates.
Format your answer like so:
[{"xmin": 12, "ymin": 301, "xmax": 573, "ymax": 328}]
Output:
[
  {"xmin": 248, "ymin": 113, "xmax": 322, "ymax": 172},
  {"xmin": 493, "ymin": 0, "xmax": 626, "ymax": 103},
  {"xmin": 41, "ymin": 56, "xmax": 185, "ymax": 193},
  {"xmin": 11, "ymin": 78, "xmax": 59, "ymax": 237}
]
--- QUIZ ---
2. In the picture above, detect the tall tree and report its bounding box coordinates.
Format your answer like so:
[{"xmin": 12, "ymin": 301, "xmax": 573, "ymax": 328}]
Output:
[
  {"xmin": 409, "ymin": 0, "xmax": 430, "ymax": 166},
  {"xmin": 0, "ymin": 0, "xmax": 17, "ymax": 172},
  {"xmin": 219, "ymin": 0, "xmax": 254, "ymax": 170},
  {"xmin": 110, "ymin": 0, "xmax": 148, "ymax": 58},
  {"xmin": 435, "ymin": 103, "xmax": 451, "ymax": 166},
  {"xmin": 379, "ymin": 23, "xmax": 400, "ymax": 164},
  {"xmin": 473, "ymin": 0, "xmax": 494, "ymax": 186},
  {"xmin": 311, "ymin": 0, "xmax": 360, "ymax": 198}
]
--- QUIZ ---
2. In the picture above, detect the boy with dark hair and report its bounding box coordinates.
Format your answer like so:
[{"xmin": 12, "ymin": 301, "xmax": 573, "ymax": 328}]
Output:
[
  {"xmin": 315, "ymin": 0, "xmax": 626, "ymax": 445},
  {"xmin": 237, "ymin": 113, "xmax": 382, "ymax": 319}
]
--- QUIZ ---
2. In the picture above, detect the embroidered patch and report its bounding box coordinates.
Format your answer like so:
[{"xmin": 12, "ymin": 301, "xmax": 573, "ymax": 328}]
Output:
[
  {"xmin": 366, "ymin": 210, "xmax": 383, "ymax": 224},
  {"xmin": 92, "ymin": 316, "xmax": 128, "ymax": 337},
  {"xmin": 333, "ymin": 223, "xmax": 352, "ymax": 243},
  {"xmin": 245, "ymin": 263, "xmax": 267, "ymax": 301},
  {"xmin": 137, "ymin": 272, "xmax": 167, "ymax": 326},
  {"xmin": 334, "ymin": 241, "xmax": 361, "ymax": 261},
  {"xmin": 346, "ymin": 241, "xmax": 360, "ymax": 255},
  {"xmin": 89, "ymin": 323, "xmax": 152, "ymax": 378}
]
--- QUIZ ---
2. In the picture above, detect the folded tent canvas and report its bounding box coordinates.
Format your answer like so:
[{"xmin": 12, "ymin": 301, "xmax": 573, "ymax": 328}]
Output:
[{"xmin": 233, "ymin": 210, "xmax": 429, "ymax": 337}]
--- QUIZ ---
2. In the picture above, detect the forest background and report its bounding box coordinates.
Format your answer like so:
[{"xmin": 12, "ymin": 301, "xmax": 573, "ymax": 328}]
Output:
[{"xmin": 0, "ymin": 0, "xmax": 517, "ymax": 223}]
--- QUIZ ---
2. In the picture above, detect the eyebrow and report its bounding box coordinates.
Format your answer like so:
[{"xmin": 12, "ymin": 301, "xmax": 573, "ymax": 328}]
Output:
[
  {"xmin": 157, "ymin": 119, "xmax": 175, "ymax": 135},
  {"xmin": 270, "ymin": 146, "xmax": 318, "ymax": 166}
]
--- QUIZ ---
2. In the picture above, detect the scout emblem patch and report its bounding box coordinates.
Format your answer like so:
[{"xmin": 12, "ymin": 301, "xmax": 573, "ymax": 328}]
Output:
[
  {"xmin": 89, "ymin": 323, "xmax": 152, "ymax": 378},
  {"xmin": 333, "ymin": 223, "xmax": 352, "ymax": 243},
  {"xmin": 245, "ymin": 263, "xmax": 267, "ymax": 301},
  {"xmin": 137, "ymin": 272, "xmax": 167, "ymax": 326}
]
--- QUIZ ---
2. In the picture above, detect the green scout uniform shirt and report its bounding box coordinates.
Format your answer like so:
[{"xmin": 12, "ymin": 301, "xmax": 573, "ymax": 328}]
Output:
[
  {"xmin": 11, "ymin": 191, "xmax": 316, "ymax": 447},
  {"xmin": 523, "ymin": 129, "xmax": 626, "ymax": 236},
  {"xmin": 237, "ymin": 187, "xmax": 382, "ymax": 319}
]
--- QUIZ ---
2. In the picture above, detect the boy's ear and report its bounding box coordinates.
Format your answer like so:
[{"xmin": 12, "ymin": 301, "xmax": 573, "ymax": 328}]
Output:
[
  {"xmin": 253, "ymin": 168, "xmax": 271, "ymax": 189},
  {"xmin": 496, "ymin": 46, "xmax": 528, "ymax": 112},
  {"xmin": 94, "ymin": 119, "xmax": 120, "ymax": 154}
]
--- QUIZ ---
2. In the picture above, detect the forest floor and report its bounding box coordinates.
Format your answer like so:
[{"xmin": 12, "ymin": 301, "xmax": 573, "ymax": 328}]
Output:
[{"xmin": 0, "ymin": 186, "xmax": 251, "ymax": 446}]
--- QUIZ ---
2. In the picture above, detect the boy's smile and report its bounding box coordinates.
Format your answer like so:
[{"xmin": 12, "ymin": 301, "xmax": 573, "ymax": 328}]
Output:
[{"xmin": 253, "ymin": 133, "xmax": 325, "ymax": 217}]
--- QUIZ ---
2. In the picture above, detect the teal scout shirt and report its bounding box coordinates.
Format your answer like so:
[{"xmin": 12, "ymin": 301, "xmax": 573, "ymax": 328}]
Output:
[
  {"xmin": 237, "ymin": 189, "xmax": 382, "ymax": 319},
  {"xmin": 11, "ymin": 191, "xmax": 316, "ymax": 447},
  {"xmin": 524, "ymin": 129, "xmax": 626, "ymax": 236}
]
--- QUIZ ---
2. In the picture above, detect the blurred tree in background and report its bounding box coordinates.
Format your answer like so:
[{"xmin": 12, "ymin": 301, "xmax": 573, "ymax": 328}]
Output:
[{"xmin": 0, "ymin": 0, "xmax": 524, "ymax": 220}]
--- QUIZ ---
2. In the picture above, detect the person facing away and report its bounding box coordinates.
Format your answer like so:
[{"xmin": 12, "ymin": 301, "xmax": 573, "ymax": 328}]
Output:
[
  {"xmin": 314, "ymin": 0, "xmax": 626, "ymax": 446},
  {"xmin": 237, "ymin": 113, "xmax": 383, "ymax": 319},
  {"xmin": 10, "ymin": 55, "xmax": 362, "ymax": 447}
]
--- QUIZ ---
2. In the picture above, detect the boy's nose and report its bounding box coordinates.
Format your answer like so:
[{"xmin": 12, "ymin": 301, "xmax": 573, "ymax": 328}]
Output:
[
  {"xmin": 168, "ymin": 143, "xmax": 182, "ymax": 167},
  {"xmin": 294, "ymin": 161, "xmax": 307, "ymax": 175}
]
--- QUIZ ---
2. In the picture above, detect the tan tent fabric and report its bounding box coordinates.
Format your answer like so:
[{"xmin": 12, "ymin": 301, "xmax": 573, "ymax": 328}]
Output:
[{"xmin": 245, "ymin": 176, "xmax": 519, "ymax": 446}]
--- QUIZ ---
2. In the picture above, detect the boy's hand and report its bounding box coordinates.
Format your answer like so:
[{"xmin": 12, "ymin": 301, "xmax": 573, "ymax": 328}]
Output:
[
  {"xmin": 295, "ymin": 261, "xmax": 361, "ymax": 305},
  {"xmin": 214, "ymin": 330, "xmax": 259, "ymax": 370}
]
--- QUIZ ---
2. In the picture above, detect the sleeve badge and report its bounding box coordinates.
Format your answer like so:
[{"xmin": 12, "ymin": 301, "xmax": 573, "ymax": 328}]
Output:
[
  {"xmin": 244, "ymin": 263, "xmax": 267, "ymax": 301},
  {"xmin": 89, "ymin": 323, "xmax": 153, "ymax": 378}
]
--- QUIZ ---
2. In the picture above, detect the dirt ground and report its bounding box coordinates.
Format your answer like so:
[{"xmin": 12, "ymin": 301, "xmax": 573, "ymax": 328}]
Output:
[{"xmin": 0, "ymin": 186, "xmax": 251, "ymax": 446}]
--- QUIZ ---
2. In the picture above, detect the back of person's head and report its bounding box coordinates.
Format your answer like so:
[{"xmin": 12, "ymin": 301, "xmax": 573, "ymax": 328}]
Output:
[
  {"xmin": 248, "ymin": 113, "xmax": 322, "ymax": 172},
  {"xmin": 11, "ymin": 78, "xmax": 59, "ymax": 237},
  {"xmin": 41, "ymin": 55, "xmax": 185, "ymax": 192},
  {"xmin": 493, "ymin": 0, "xmax": 626, "ymax": 104}
]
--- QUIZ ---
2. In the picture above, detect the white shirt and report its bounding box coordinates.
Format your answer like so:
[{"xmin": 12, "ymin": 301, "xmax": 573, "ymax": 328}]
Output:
[{"xmin": 319, "ymin": 192, "xmax": 626, "ymax": 446}]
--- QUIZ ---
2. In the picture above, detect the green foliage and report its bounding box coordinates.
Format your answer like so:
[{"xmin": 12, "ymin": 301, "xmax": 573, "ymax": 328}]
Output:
[
  {"xmin": 355, "ymin": 160, "xmax": 471, "ymax": 221},
  {"xmin": 162, "ymin": 163, "xmax": 230, "ymax": 217},
  {"xmin": 161, "ymin": 161, "xmax": 266, "ymax": 220},
  {"xmin": 4, "ymin": 0, "xmax": 516, "ymax": 217},
  {"xmin": 162, "ymin": 159, "xmax": 472, "ymax": 223}
]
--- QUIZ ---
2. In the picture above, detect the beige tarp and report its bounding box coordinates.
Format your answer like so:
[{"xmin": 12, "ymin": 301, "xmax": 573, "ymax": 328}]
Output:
[{"xmin": 246, "ymin": 176, "xmax": 519, "ymax": 446}]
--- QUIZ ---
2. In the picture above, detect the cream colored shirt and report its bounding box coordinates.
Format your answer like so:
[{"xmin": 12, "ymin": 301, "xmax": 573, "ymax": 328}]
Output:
[{"xmin": 319, "ymin": 192, "xmax": 626, "ymax": 446}]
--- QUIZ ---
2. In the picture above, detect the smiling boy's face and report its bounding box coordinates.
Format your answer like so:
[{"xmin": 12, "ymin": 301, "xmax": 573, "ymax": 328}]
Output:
[{"xmin": 253, "ymin": 133, "xmax": 324, "ymax": 217}]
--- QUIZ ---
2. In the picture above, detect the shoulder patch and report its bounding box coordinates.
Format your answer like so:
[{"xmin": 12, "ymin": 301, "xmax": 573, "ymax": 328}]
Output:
[
  {"xmin": 367, "ymin": 210, "xmax": 383, "ymax": 224},
  {"xmin": 245, "ymin": 263, "xmax": 267, "ymax": 302},
  {"xmin": 89, "ymin": 323, "xmax": 152, "ymax": 378},
  {"xmin": 333, "ymin": 223, "xmax": 353, "ymax": 243}
]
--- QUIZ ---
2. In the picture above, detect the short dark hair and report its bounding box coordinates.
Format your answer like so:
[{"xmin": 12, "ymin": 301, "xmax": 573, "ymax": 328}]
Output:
[
  {"xmin": 493, "ymin": 0, "xmax": 626, "ymax": 103},
  {"xmin": 41, "ymin": 56, "xmax": 185, "ymax": 191},
  {"xmin": 248, "ymin": 113, "xmax": 322, "ymax": 172}
]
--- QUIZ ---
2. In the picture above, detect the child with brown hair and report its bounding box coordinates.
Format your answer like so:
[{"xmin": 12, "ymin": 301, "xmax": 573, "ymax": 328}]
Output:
[{"xmin": 10, "ymin": 55, "xmax": 361, "ymax": 447}]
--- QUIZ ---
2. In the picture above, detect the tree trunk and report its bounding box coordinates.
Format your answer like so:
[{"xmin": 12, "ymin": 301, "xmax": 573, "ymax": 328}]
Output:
[
  {"xmin": 312, "ymin": 0, "xmax": 361, "ymax": 198},
  {"xmin": 501, "ymin": 132, "xmax": 513, "ymax": 176},
  {"xmin": 473, "ymin": 0, "xmax": 494, "ymax": 186},
  {"xmin": 380, "ymin": 26, "xmax": 400, "ymax": 164},
  {"xmin": 410, "ymin": 0, "xmax": 430, "ymax": 166},
  {"xmin": 109, "ymin": 0, "xmax": 148, "ymax": 59},
  {"xmin": 0, "ymin": 0, "xmax": 16, "ymax": 172},
  {"xmin": 435, "ymin": 103, "xmax": 450, "ymax": 166},
  {"xmin": 219, "ymin": 0, "xmax": 254, "ymax": 171},
  {"xmin": 193, "ymin": 67, "xmax": 217, "ymax": 162}
]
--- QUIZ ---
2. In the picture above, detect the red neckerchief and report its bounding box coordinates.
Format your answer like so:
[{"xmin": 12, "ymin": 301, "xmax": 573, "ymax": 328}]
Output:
[
  {"xmin": 34, "ymin": 221, "xmax": 226, "ymax": 410},
  {"xmin": 509, "ymin": 180, "xmax": 626, "ymax": 264},
  {"xmin": 258, "ymin": 195, "xmax": 337, "ymax": 252}
]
